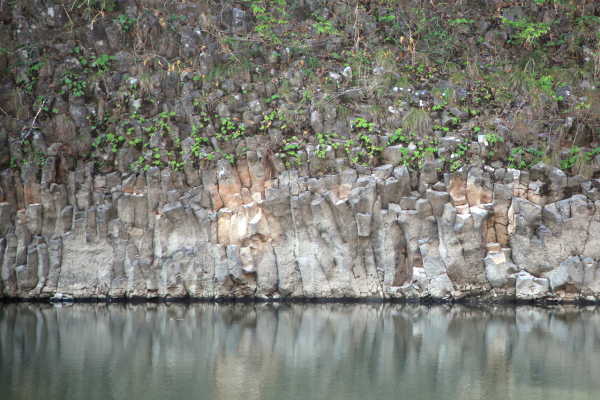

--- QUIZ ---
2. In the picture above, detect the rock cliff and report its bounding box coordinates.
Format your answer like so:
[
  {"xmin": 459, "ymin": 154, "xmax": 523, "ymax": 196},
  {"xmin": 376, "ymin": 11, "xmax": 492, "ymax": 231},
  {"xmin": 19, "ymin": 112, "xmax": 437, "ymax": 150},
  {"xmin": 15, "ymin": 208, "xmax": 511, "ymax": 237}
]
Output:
[
  {"xmin": 1, "ymin": 0, "xmax": 600, "ymax": 302},
  {"xmin": 2, "ymin": 157, "xmax": 600, "ymax": 302}
]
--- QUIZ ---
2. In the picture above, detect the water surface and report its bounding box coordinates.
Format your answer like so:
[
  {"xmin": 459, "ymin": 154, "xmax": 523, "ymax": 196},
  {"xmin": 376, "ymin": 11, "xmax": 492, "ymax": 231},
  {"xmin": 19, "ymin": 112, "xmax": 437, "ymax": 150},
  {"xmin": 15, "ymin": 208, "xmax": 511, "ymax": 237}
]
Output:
[{"xmin": 1, "ymin": 302, "xmax": 600, "ymax": 400}]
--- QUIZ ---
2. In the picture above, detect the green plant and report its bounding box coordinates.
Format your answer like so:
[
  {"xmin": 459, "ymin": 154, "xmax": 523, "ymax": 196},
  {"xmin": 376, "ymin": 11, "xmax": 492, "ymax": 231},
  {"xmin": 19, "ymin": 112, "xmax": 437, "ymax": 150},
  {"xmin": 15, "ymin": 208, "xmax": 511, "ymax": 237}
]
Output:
[
  {"xmin": 434, "ymin": 124, "xmax": 450, "ymax": 134},
  {"xmin": 90, "ymin": 53, "xmax": 115, "ymax": 73},
  {"xmin": 539, "ymin": 75, "xmax": 554, "ymax": 94},
  {"xmin": 31, "ymin": 150, "xmax": 46, "ymax": 167},
  {"xmin": 60, "ymin": 71, "xmax": 87, "ymax": 97},
  {"xmin": 432, "ymin": 102, "xmax": 446, "ymax": 112},
  {"xmin": 508, "ymin": 147, "xmax": 543, "ymax": 169},
  {"xmin": 93, "ymin": 131, "xmax": 125, "ymax": 153},
  {"xmin": 387, "ymin": 128, "xmax": 407, "ymax": 145},
  {"xmin": 484, "ymin": 133, "xmax": 504, "ymax": 146},
  {"xmin": 283, "ymin": 140, "xmax": 302, "ymax": 166},
  {"xmin": 313, "ymin": 17, "xmax": 340, "ymax": 36},
  {"xmin": 217, "ymin": 117, "xmax": 245, "ymax": 141},
  {"xmin": 352, "ymin": 118, "xmax": 375, "ymax": 132},
  {"xmin": 484, "ymin": 133, "xmax": 504, "ymax": 157},
  {"xmin": 224, "ymin": 154, "xmax": 235, "ymax": 164},
  {"xmin": 448, "ymin": 18, "xmax": 474, "ymax": 26},
  {"xmin": 249, "ymin": 0, "xmax": 289, "ymax": 44},
  {"xmin": 115, "ymin": 14, "xmax": 137, "ymax": 32},
  {"xmin": 266, "ymin": 94, "xmax": 280, "ymax": 104},
  {"xmin": 450, "ymin": 159, "xmax": 463, "ymax": 172},
  {"xmin": 560, "ymin": 146, "xmax": 580, "ymax": 170},
  {"xmin": 585, "ymin": 147, "xmax": 600, "ymax": 162},
  {"xmin": 501, "ymin": 17, "xmax": 552, "ymax": 48}
]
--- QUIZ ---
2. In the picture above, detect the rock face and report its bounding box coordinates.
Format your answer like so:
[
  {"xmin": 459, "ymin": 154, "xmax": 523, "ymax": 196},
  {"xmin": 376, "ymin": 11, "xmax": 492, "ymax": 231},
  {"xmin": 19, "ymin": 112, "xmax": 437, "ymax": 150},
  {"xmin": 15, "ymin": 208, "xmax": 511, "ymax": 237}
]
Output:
[
  {"xmin": 0, "ymin": 1, "xmax": 599, "ymax": 302},
  {"xmin": 1, "ymin": 159, "xmax": 600, "ymax": 303}
]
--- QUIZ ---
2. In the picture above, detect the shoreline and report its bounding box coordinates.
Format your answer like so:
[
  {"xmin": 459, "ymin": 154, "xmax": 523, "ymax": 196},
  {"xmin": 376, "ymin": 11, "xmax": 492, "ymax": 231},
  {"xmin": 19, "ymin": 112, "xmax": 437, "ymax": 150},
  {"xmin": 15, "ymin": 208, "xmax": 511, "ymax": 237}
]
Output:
[{"xmin": 1, "ymin": 296, "xmax": 598, "ymax": 307}]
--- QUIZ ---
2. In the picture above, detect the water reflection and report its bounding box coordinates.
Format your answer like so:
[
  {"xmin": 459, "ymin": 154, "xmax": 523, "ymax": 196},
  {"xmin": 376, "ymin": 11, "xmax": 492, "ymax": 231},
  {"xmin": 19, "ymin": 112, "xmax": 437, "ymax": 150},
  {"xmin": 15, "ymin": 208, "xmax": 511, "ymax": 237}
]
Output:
[{"xmin": 1, "ymin": 303, "xmax": 600, "ymax": 400}]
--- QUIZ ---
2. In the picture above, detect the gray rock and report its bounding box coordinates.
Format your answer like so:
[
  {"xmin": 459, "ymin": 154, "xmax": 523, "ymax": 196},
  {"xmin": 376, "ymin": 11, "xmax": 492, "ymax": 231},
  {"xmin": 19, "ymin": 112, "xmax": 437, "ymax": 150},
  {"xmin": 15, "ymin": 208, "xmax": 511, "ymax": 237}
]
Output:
[
  {"xmin": 342, "ymin": 66, "xmax": 352, "ymax": 82},
  {"xmin": 515, "ymin": 271, "xmax": 550, "ymax": 300},
  {"xmin": 437, "ymin": 204, "xmax": 490, "ymax": 289},
  {"xmin": 356, "ymin": 213, "xmax": 372, "ymax": 237},
  {"xmin": 485, "ymin": 30, "xmax": 508, "ymax": 48},
  {"xmin": 231, "ymin": 8, "xmax": 247, "ymax": 35},
  {"xmin": 340, "ymin": 89, "xmax": 363, "ymax": 103},
  {"xmin": 328, "ymin": 72, "xmax": 343, "ymax": 84},
  {"xmin": 449, "ymin": 107, "xmax": 469, "ymax": 122},
  {"xmin": 549, "ymin": 255, "xmax": 584, "ymax": 292},
  {"xmin": 484, "ymin": 251, "xmax": 518, "ymax": 288},
  {"xmin": 249, "ymin": 100, "xmax": 263, "ymax": 115},
  {"xmin": 372, "ymin": 164, "xmax": 393, "ymax": 179}
]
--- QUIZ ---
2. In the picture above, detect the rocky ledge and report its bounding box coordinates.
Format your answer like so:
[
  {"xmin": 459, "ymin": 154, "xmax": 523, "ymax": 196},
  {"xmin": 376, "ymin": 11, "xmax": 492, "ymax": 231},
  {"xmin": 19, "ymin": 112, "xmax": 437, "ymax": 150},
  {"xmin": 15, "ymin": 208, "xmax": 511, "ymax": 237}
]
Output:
[{"xmin": 2, "ymin": 157, "xmax": 600, "ymax": 303}]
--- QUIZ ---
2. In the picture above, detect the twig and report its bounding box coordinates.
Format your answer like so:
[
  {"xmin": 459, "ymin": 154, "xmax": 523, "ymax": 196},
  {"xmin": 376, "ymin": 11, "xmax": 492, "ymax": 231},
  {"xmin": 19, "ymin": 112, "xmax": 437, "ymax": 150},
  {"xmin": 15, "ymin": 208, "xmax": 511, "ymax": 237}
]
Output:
[
  {"xmin": 227, "ymin": 36, "xmax": 261, "ymax": 43},
  {"xmin": 62, "ymin": 3, "xmax": 74, "ymax": 27},
  {"xmin": 0, "ymin": 105, "xmax": 8, "ymax": 116},
  {"xmin": 20, "ymin": 99, "xmax": 46, "ymax": 144}
]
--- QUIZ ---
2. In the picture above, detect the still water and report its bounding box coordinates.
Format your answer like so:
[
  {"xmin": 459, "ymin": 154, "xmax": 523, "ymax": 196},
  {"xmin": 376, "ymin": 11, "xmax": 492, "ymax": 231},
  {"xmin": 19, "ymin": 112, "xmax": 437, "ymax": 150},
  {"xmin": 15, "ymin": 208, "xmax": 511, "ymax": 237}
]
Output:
[{"xmin": 1, "ymin": 302, "xmax": 600, "ymax": 400}]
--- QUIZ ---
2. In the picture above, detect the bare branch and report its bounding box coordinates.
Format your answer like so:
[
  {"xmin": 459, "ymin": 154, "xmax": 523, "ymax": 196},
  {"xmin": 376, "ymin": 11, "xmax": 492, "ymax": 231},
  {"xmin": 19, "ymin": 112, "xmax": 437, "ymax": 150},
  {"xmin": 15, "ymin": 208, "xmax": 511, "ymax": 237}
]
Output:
[{"xmin": 20, "ymin": 99, "xmax": 46, "ymax": 144}]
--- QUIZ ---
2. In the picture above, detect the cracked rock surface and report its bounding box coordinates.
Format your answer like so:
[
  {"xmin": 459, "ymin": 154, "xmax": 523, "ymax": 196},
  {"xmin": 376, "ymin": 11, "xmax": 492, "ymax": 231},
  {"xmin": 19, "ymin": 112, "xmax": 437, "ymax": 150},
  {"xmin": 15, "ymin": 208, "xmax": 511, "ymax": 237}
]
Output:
[{"xmin": 2, "ymin": 159, "xmax": 600, "ymax": 302}]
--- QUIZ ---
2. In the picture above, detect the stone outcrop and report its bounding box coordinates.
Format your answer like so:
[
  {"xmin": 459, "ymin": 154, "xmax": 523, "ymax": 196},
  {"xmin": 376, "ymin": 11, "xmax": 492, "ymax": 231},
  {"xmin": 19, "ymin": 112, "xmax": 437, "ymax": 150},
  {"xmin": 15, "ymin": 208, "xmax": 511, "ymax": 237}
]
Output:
[{"xmin": 1, "ymin": 158, "xmax": 600, "ymax": 303}]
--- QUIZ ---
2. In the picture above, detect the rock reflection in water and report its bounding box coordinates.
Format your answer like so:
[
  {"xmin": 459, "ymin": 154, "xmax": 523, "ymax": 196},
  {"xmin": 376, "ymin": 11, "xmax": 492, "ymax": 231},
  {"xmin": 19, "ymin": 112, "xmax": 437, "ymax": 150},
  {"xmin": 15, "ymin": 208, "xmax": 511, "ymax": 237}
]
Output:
[{"xmin": 1, "ymin": 303, "xmax": 600, "ymax": 400}]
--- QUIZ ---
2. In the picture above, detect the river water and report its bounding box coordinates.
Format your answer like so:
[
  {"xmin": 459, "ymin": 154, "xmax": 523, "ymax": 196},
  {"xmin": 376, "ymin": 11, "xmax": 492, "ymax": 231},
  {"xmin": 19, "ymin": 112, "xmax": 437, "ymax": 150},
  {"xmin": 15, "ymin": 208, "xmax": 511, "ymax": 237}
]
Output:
[{"xmin": 1, "ymin": 302, "xmax": 600, "ymax": 400}]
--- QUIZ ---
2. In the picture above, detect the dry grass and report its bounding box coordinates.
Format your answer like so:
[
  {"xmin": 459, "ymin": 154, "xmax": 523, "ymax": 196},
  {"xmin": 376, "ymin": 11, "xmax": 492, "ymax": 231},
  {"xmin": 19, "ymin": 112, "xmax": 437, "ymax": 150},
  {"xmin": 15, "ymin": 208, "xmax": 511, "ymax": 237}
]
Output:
[
  {"xmin": 544, "ymin": 122, "xmax": 568, "ymax": 151},
  {"xmin": 465, "ymin": 59, "xmax": 482, "ymax": 81},
  {"xmin": 403, "ymin": 108, "xmax": 432, "ymax": 137},
  {"xmin": 529, "ymin": 92, "xmax": 546, "ymax": 119},
  {"xmin": 51, "ymin": 114, "xmax": 90, "ymax": 155},
  {"xmin": 507, "ymin": 115, "xmax": 540, "ymax": 147},
  {"xmin": 504, "ymin": 71, "xmax": 534, "ymax": 98},
  {"xmin": 279, "ymin": 104, "xmax": 310, "ymax": 132},
  {"xmin": 541, "ymin": 149, "xmax": 561, "ymax": 169},
  {"xmin": 97, "ymin": 99, "xmax": 106, "ymax": 124},
  {"xmin": 411, "ymin": 50, "xmax": 430, "ymax": 68},
  {"xmin": 374, "ymin": 47, "xmax": 396, "ymax": 71},
  {"xmin": 341, "ymin": 5, "xmax": 365, "ymax": 50},
  {"xmin": 432, "ymin": 87, "xmax": 458, "ymax": 108},
  {"xmin": 70, "ymin": 134, "xmax": 92, "ymax": 155},
  {"xmin": 446, "ymin": 63, "xmax": 466, "ymax": 85},
  {"xmin": 337, "ymin": 105, "xmax": 349, "ymax": 120},
  {"xmin": 572, "ymin": 153, "xmax": 593, "ymax": 179},
  {"xmin": 139, "ymin": 74, "xmax": 153, "ymax": 94},
  {"xmin": 368, "ymin": 104, "xmax": 386, "ymax": 124}
]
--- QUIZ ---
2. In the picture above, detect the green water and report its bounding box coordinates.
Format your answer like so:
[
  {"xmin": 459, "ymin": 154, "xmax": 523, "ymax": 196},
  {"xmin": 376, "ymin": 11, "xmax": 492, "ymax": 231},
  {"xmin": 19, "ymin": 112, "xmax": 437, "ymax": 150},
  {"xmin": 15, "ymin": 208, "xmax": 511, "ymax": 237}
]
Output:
[{"xmin": 1, "ymin": 303, "xmax": 599, "ymax": 400}]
